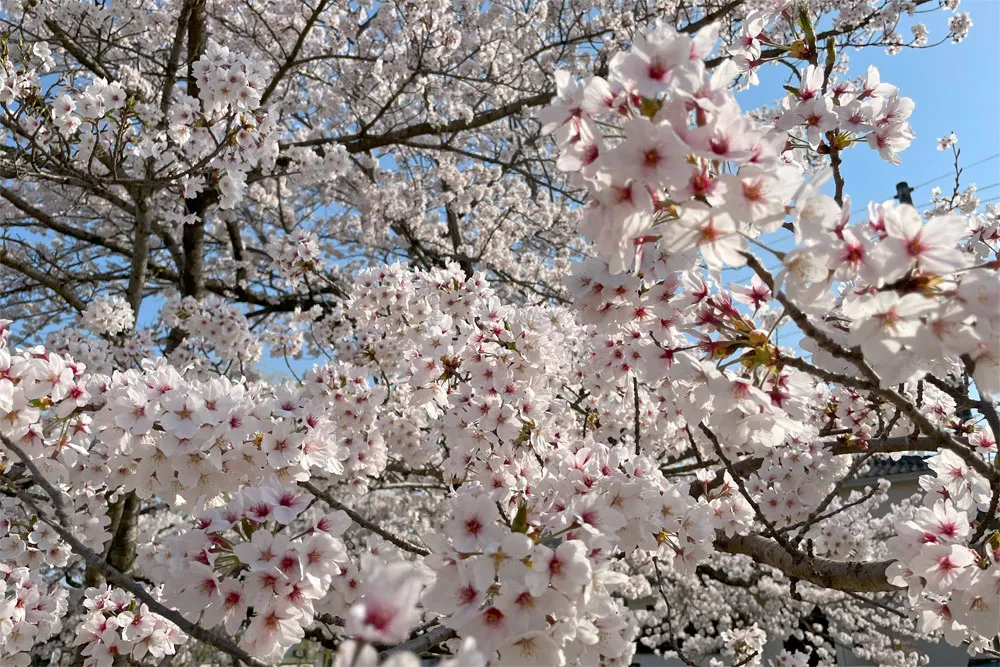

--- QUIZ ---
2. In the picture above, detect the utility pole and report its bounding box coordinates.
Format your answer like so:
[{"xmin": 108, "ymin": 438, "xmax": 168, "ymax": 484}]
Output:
[{"xmin": 894, "ymin": 181, "xmax": 915, "ymax": 205}]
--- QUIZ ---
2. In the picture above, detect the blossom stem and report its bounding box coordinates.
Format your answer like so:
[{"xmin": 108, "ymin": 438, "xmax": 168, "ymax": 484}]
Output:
[{"xmin": 299, "ymin": 480, "xmax": 430, "ymax": 556}]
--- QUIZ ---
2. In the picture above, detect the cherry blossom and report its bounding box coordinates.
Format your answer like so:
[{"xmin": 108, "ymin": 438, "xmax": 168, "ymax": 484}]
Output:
[{"xmin": 0, "ymin": 2, "xmax": 995, "ymax": 666}]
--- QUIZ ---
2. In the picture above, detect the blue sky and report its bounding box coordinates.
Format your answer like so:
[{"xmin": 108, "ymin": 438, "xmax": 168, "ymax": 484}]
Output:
[
  {"xmin": 715, "ymin": 4, "xmax": 1000, "ymax": 353},
  {"xmin": 251, "ymin": 5, "xmax": 1000, "ymax": 377},
  {"xmin": 743, "ymin": 0, "xmax": 1000, "ymax": 214},
  {"xmin": 838, "ymin": 0, "xmax": 1000, "ymax": 214}
]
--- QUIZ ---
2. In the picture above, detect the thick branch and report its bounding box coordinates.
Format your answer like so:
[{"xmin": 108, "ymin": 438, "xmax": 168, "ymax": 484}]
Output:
[
  {"xmin": 258, "ymin": 0, "xmax": 332, "ymax": 105},
  {"xmin": 289, "ymin": 91, "xmax": 555, "ymax": 156},
  {"xmin": 126, "ymin": 195, "xmax": 152, "ymax": 318},
  {"xmin": 43, "ymin": 20, "xmax": 114, "ymax": 81},
  {"xmin": 0, "ymin": 186, "xmax": 132, "ymax": 255},
  {"xmin": 746, "ymin": 255, "xmax": 998, "ymax": 484},
  {"xmin": 714, "ymin": 532, "xmax": 897, "ymax": 593},
  {"xmin": 679, "ymin": 0, "xmax": 744, "ymax": 35},
  {"xmin": 159, "ymin": 1, "xmax": 193, "ymax": 117}
]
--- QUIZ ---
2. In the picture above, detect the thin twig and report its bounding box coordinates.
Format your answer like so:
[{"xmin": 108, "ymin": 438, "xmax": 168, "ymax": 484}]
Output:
[
  {"xmin": 651, "ymin": 557, "xmax": 701, "ymax": 667},
  {"xmin": 700, "ymin": 423, "xmax": 798, "ymax": 556},
  {"xmin": 299, "ymin": 481, "xmax": 429, "ymax": 556},
  {"xmin": 633, "ymin": 375, "xmax": 641, "ymax": 456}
]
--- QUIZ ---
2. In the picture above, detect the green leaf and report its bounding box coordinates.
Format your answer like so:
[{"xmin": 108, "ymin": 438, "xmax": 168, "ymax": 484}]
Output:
[
  {"xmin": 511, "ymin": 501, "xmax": 528, "ymax": 534},
  {"xmin": 798, "ymin": 5, "xmax": 816, "ymax": 45}
]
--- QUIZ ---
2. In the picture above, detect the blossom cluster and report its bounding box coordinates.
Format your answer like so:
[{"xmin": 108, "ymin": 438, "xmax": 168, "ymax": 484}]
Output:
[
  {"xmin": 266, "ymin": 230, "xmax": 323, "ymax": 289},
  {"xmin": 147, "ymin": 480, "xmax": 347, "ymax": 662},
  {"xmin": 542, "ymin": 20, "xmax": 915, "ymax": 275},
  {"xmin": 541, "ymin": 17, "xmax": 999, "ymax": 661},
  {"xmin": 80, "ymin": 296, "xmax": 135, "ymax": 337},
  {"xmin": 336, "ymin": 261, "xmax": 775, "ymax": 663},
  {"xmin": 74, "ymin": 586, "xmax": 181, "ymax": 667},
  {"xmin": 887, "ymin": 446, "xmax": 1000, "ymax": 650},
  {"xmin": 4, "ymin": 36, "xmax": 281, "ymax": 216},
  {"xmin": 160, "ymin": 295, "xmax": 263, "ymax": 366},
  {"xmin": 0, "ymin": 564, "xmax": 68, "ymax": 667}
]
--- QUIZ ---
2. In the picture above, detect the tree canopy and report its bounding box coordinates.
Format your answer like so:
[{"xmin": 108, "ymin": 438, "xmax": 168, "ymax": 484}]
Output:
[{"xmin": 0, "ymin": 0, "xmax": 996, "ymax": 666}]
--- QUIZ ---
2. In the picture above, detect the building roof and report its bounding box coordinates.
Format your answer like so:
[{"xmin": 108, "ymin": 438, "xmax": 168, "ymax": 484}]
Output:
[{"xmin": 855, "ymin": 454, "xmax": 930, "ymax": 480}]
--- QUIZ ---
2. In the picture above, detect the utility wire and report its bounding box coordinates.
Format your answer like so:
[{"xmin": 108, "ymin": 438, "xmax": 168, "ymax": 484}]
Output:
[
  {"xmin": 909, "ymin": 153, "xmax": 1000, "ymax": 191},
  {"xmin": 850, "ymin": 153, "xmax": 1000, "ymax": 215},
  {"xmin": 931, "ymin": 193, "xmax": 999, "ymax": 209},
  {"xmin": 914, "ymin": 181, "xmax": 1000, "ymax": 209}
]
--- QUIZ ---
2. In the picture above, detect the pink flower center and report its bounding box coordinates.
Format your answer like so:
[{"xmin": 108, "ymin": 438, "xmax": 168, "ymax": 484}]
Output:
[
  {"xmin": 483, "ymin": 607, "xmax": 505, "ymax": 627},
  {"xmin": 457, "ymin": 584, "xmax": 478, "ymax": 605},
  {"xmin": 364, "ymin": 603, "xmax": 397, "ymax": 631},
  {"xmin": 465, "ymin": 517, "xmax": 483, "ymax": 536},
  {"xmin": 648, "ymin": 60, "xmax": 670, "ymax": 81}
]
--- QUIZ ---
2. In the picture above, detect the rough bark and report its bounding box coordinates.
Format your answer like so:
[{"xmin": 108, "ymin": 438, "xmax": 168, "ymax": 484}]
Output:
[
  {"xmin": 714, "ymin": 532, "xmax": 897, "ymax": 593},
  {"xmin": 125, "ymin": 194, "xmax": 152, "ymax": 319}
]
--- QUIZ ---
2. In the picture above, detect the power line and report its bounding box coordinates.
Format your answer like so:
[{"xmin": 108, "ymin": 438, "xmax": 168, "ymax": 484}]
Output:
[
  {"xmin": 937, "ymin": 193, "xmax": 998, "ymax": 211},
  {"xmin": 850, "ymin": 153, "xmax": 1000, "ymax": 215},
  {"xmin": 908, "ymin": 152, "xmax": 1000, "ymax": 191},
  {"xmin": 914, "ymin": 181, "xmax": 1000, "ymax": 209}
]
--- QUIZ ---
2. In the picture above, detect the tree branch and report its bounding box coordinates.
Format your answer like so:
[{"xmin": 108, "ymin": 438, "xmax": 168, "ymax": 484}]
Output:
[
  {"xmin": 299, "ymin": 481, "xmax": 429, "ymax": 556},
  {"xmin": 0, "ymin": 434, "xmax": 267, "ymax": 667},
  {"xmin": 713, "ymin": 532, "xmax": 897, "ymax": 593},
  {"xmin": 0, "ymin": 247, "xmax": 86, "ymax": 312},
  {"xmin": 379, "ymin": 625, "xmax": 457, "ymax": 658}
]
